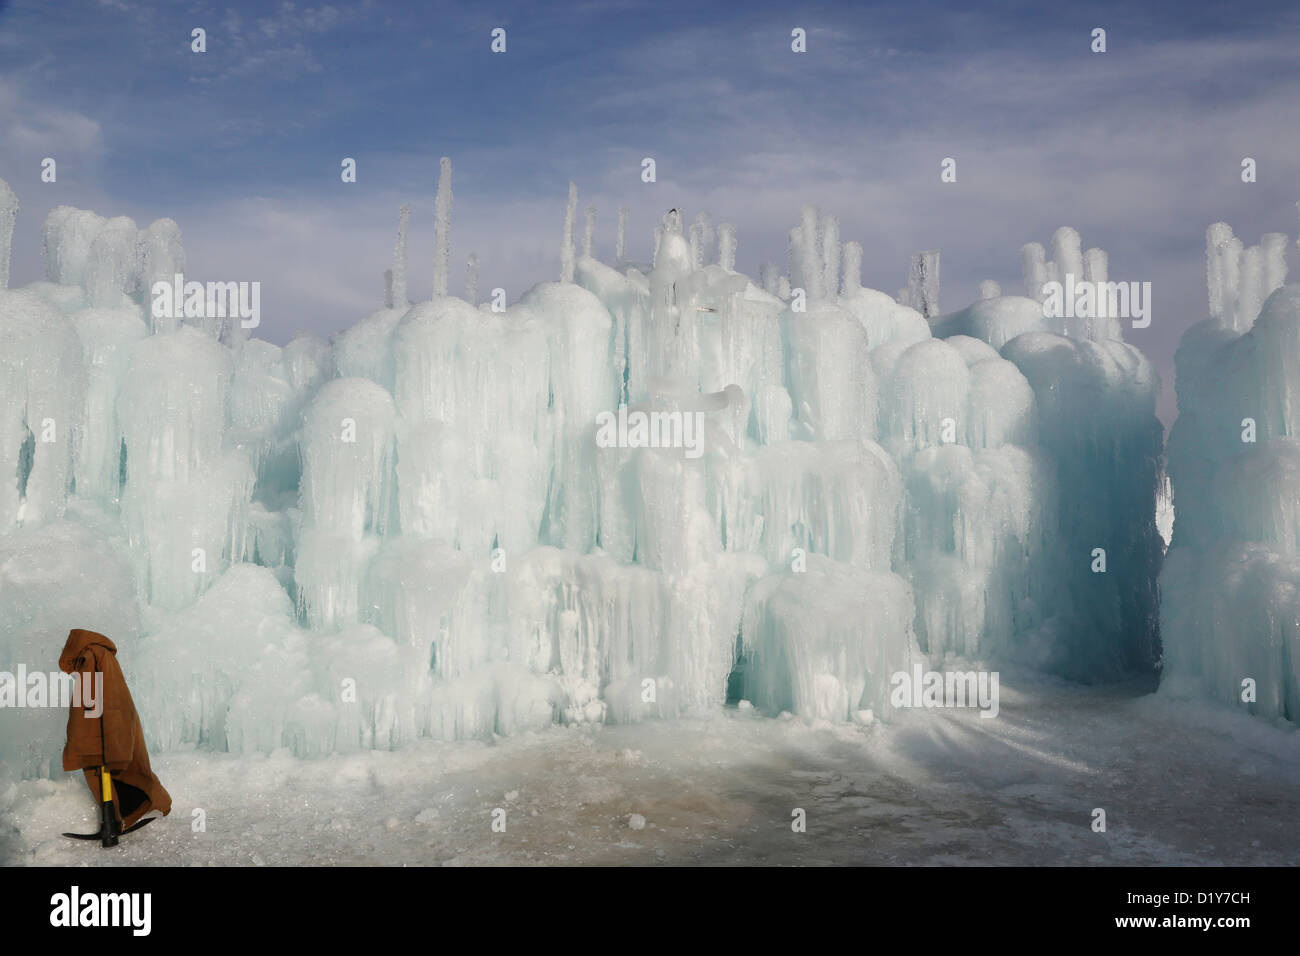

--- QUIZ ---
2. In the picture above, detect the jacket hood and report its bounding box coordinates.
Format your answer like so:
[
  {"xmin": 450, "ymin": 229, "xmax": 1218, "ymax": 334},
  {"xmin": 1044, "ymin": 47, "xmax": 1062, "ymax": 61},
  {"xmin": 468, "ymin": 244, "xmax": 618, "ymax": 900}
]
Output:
[{"xmin": 59, "ymin": 628, "xmax": 117, "ymax": 673}]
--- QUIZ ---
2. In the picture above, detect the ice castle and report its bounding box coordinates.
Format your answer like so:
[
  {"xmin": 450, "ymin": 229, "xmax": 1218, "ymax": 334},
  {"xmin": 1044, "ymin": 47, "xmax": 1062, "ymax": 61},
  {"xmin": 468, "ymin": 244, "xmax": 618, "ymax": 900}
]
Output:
[{"xmin": 0, "ymin": 164, "xmax": 1293, "ymax": 778}]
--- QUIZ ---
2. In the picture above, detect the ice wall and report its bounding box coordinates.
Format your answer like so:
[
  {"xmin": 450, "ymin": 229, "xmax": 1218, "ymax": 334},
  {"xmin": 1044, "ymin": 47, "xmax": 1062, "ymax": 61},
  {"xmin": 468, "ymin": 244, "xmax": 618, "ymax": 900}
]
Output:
[
  {"xmin": 1161, "ymin": 219, "xmax": 1298, "ymax": 721},
  {"xmin": 0, "ymin": 174, "xmax": 1183, "ymax": 775}
]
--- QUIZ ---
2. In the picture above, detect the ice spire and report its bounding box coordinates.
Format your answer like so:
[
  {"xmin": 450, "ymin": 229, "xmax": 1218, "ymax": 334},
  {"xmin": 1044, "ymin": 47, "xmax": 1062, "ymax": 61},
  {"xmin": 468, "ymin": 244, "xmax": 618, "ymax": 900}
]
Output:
[
  {"xmin": 787, "ymin": 227, "xmax": 802, "ymax": 291},
  {"xmin": 693, "ymin": 212, "xmax": 714, "ymax": 267},
  {"xmin": 383, "ymin": 269, "xmax": 393, "ymax": 308},
  {"xmin": 0, "ymin": 178, "xmax": 16, "ymax": 291},
  {"xmin": 1082, "ymin": 247, "xmax": 1107, "ymax": 285},
  {"xmin": 1205, "ymin": 222, "xmax": 1234, "ymax": 321},
  {"xmin": 583, "ymin": 204, "xmax": 596, "ymax": 259},
  {"xmin": 908, "ymin": 249, "xmax": 940, "ymax": 319},
  {"xmin": 717, "ymin": 223, "xmax": 736, "ymax": 272},
  {"xmin": 800, "ymin": 205, "xmax": 823, "ymax": 299},
  {"xmin": 1022, "ymin": 242, "xmax": 1048, "ymax": 302},
  {"xmin": 561, "ymin": 181, "xmax": 577, "ymax": 282},
  {"xmin": 820, "ymin": 214, "xmax": 840, "ymax": 299},
  {"xmin": 616, "ymin": 205, "xmax": 628, "ymax": 264},
  {"xmin": 432, "ymin": 158, "xmax": 452, "ymax": 297},
  {"xmin": 392, "ymin": 203, "xmax": 411, "ymax": 308},
  {"xmin": 841, "ymin": 241, "xmax": 862, "ymax": 296},
  {"xmin": 465, "ymin": 253, "xmax": 479, "ymax": 306},
  {"xmin": 1205, "ymin": 223, "xmax": 1245, "ymax": 327},
  {"xmin": 1238, "ymin": 243, "xmax": 1264, "ymax": 328},
  {"xmin": 1261, "ymin": 233, "xmax": 1288, "ymax": 299},
  {"xmin": 1051, "ymin": 227, "xmax": 1083, "ymax": 284},
  {"xmin": 760, "ymin": 261, "xmax": 779, "ymax": 294},
  {"xmin": 688, "ymin": 219, "xmax": 703, "ymax": 270},
  {"xmin": 978, "ymin": 279, "xmax": 1001, "ymax": 300}
]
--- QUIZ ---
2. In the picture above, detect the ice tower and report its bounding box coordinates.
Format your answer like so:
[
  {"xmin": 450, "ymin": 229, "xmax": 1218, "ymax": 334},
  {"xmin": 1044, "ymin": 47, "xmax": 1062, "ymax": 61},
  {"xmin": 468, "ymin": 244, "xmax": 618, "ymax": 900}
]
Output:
[{"xmin": 1161, "ymin": 218, "xmax": 1298, "ymax": 721}]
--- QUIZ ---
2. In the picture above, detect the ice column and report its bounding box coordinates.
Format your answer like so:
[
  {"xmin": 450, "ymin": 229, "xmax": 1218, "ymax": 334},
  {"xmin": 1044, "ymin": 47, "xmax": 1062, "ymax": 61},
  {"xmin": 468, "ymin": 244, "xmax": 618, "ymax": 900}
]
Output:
[
  {"xmin": 0, "ymin": 178, "xmax": 16, "ymax": 290},
  {"xmin": 392, "ymin": 203, "xmax": 411, "ymax": 309},
  {"xmin": 561, "ymin": 182, "xmax": 578, "ymax": 283},
  {"xmin": 432, "ymin": 158, "xmax": 452, "ymax": 297},
  {"xmin": 616, "ymin": 205, "xmax": 628, "ymax": 263},
  {"xmin": 907, "ymin": 250, "xmax": 940, "ymax": 319},
  {"xmin": 718, "ymin": 223, "xmax": 736, "ymax": 272},
  {"xmin": 841, "ymin": 241, "xmax": 862, "ymax": 297},
  {"xmin": 799, "ymin": 205, "xmax": 823, "ymax": 299},
  {"xmin": 117, "ymin": 328, "xmax": 250, "ymax": 609},
  {"xmin": 1022, "ymin": 242, "xmax": 1048, "ymax": 302},
  {"xmin": 465, "ymin": 252, "xmax": 479, "ymax": 306},
  {"xmin": 296, "ymin": 378, "xmax": 398, "ymax": 629},
  {"xmin": 820, "ymin": 214, "xmax": 840, "ymax": 300}
]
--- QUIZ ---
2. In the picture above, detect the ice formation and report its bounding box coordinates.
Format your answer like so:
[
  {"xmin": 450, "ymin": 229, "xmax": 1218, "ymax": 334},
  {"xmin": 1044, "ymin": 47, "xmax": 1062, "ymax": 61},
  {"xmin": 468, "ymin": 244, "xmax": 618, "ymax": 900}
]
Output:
[
  {"xmin": 0, "ymin": 164, "xmax": 1185, "ymax": 774},
  {"xmin": 1161, "ymin": 218, "xmax": 1299, "ymax": 721}
]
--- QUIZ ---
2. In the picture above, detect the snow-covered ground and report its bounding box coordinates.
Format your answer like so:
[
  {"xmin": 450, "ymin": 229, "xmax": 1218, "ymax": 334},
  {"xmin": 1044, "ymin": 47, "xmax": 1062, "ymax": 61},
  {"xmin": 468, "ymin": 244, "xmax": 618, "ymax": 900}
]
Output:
[{"xmin": 4, "ymin": 671, "xmax": 1295, "ymax": 866}]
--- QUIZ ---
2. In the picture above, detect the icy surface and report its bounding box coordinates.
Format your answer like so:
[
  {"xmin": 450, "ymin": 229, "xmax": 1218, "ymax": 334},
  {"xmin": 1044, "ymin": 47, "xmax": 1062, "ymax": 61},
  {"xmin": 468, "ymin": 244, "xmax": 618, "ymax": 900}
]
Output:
[{"xmin": 3, "ymin": 677, "xmax": 1297, "ymax": 866}]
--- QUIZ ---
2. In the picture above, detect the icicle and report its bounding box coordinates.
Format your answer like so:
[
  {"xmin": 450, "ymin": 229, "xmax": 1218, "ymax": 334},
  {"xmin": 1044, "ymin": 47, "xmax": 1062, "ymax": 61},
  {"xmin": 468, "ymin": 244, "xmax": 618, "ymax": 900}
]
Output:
[
  {"xmin": 1218, "ymin": 234, "xmax": 1244, "ymax": 329},
  {"xmin": 1051, "ymin": 227, "xmax": 1083, "ymax": 285},
  {"xmin": 820, "ymin": 214, "xmax": 840, "ymax": 299},
  {"xmin": 688, "ymin": 220, "xmax": 703, "ymax": 270},
  {"xmin": 1082, "ymin": 247, "xmax": 1107, "ymax": 285},
  {"xmin": 1238, "ymin": 244, "xmax": 1264, "ymax": 329},
  {"xmin": 392, "ymin": 203, "xmax": 411, "ymax": 308},
  {"xmin": 432, "ymin": 159, "xmax": 452, "ymax": 298},
  {"xmin": 0, "ymin": 177, "xmax": 16, "ymax": 291},
  {"xmin": 908, "ymin": 249, "xmax": 940, "ymax": 319},
  {"xmin": 1022, "ymin": 242, "xmax": 1048, "ymax": 302},
  {"xmin": 978, "ymin": 280, "xmax": 1000, "ymax": 300},
  {"xmin": 1261, "ymin": 233, "xmax": 1288, "ymax": 299},
  {"xmin": 137, "ymin": 218, "xmax": 185, "ymax": 309},
  {"xmin": 800, "ymin": 205, "xmax": 822, "ymax": 300},
  {"xmin": 841, "ymin": 241, "xmax": 862, "ymax": 297},
  {"xmin": 561, "ymin": 181, "xmax": 578, "ymax": 283},
  {"xmin": 693, "ymin": 213, "xmax": 714, "ymax": 267},
  {"xmin": 717, "ymin": 223, "xmax": 736, "ymax": 272},
  {"xmin": 383, "ymin": 269, "xmax": 394, "ymax": 309},
  {"xmin": 652, "ymin": 226, "xmax": 662, "ymax": 268},
  {"xmin": 760, "ymin": 262, "xmax": 779, "ymax": 294},
  {"xmin": 787, "ymin": 227, "xmax": 803, "ymax": 291},
  {"xmin": 616, "ymin": 206, "xmax": 628, "ymax": 263},
  {"xmin": 583, "ymin": 204, "xmax": 596, "ymax": 259},
  {"xmin": 1206, "ymin": 222, "xmax": 1234, "ymax": 321},
  {"xmin": 466, "ymin": 253, "xmax": 479, "ymax": 307}
]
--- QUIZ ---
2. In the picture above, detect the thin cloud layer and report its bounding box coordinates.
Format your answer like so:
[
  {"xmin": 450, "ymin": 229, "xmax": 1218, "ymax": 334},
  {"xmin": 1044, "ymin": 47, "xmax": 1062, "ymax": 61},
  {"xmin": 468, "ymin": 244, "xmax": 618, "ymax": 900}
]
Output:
[{"xmin": 0, "ymin": 0, "xmax": 1297, "ymax": 426}]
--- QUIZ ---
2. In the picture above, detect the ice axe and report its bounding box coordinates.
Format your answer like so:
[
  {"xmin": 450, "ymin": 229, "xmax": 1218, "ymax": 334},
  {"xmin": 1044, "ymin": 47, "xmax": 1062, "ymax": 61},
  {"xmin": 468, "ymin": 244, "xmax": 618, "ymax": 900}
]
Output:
[
  {"xmin": 62, "ymin": 766, "xmax": 118, "ymax": 846},
  {"xmin": 62, "ymin": 698, "xmax": 154, "ymax": 846}
]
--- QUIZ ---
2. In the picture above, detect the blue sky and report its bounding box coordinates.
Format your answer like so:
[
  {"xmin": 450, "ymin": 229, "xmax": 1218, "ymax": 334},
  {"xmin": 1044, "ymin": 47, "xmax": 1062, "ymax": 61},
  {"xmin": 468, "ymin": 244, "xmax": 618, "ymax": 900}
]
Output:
[{"xmin": 2, "ymin": 0, "xmax": 1299, "ymax": 425}]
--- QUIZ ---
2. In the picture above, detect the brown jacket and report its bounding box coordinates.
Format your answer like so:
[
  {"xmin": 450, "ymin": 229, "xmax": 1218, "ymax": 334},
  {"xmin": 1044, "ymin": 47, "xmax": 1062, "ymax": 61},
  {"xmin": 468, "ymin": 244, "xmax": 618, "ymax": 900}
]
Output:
[{"xmin": 59, "ymin": 629, "xmax": 171, "ymax": 829}]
